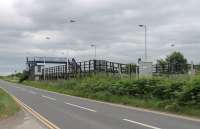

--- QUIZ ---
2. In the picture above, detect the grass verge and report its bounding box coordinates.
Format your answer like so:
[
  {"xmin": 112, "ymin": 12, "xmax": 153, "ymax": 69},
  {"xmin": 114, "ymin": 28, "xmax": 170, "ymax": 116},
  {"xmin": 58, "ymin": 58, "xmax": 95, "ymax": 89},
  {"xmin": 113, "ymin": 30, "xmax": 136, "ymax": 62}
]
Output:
[{"xmin": 0, "ymin": 88, "xmax": 20, "ymax": 119}]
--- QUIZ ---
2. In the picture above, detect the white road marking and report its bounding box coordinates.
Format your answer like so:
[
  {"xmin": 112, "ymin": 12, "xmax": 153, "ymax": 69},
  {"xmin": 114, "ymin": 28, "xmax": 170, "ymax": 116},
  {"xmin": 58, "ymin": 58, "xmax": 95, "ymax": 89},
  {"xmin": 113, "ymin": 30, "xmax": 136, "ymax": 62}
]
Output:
[
  {"xmin": 42, "ymin": 95, "xmax": 56, "ymax": 101},
  {"xmin": 64, "ymin": 102, "xmax": 96, "ymax": 112},
  {"xmin": 123, "ymin": 119, "xmax": 162, "ymax": 129},
  {"xmin": 29, "ymin": 91, "xmax": 37, "ymax": 95}
]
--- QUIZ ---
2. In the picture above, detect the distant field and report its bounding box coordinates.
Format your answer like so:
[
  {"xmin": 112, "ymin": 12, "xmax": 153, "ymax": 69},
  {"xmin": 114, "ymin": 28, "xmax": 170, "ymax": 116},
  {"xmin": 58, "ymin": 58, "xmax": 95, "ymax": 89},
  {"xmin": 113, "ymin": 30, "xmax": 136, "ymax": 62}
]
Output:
[{"xmin": 0, "ymin": 88, "xmax": 20, "ymax": 119}]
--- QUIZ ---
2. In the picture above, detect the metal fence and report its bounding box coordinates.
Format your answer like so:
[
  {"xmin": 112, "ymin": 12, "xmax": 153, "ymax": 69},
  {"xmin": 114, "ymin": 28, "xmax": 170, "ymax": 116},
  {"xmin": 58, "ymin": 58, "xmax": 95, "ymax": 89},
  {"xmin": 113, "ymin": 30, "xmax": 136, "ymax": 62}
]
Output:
[
  {"xmin": 40, "ymin": 60, "xmax": 137, "ymax": 80},
  {"xmin": 31, "ymin": 58, "xmax": 200, "ymax": 80},
  {"xmin": 153, "ymin": 63, "xmax": 197, "ymax": 74}
]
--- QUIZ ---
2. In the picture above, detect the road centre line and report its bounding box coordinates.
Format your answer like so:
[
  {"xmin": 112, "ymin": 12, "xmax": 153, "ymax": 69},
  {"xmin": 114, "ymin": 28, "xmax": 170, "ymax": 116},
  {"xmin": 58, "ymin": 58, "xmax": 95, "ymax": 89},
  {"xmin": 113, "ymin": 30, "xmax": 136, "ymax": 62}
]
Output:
[
  {"xmin": 123, "ymin": 119, "xmax": 162, "ymax": 129},
  {"xmin": 64, "ymin": 102, "xmax": 96, "ymax": 112},
  {"xmin": 42, "ymin": 95, "xmax": 57, "ymax": 101}
]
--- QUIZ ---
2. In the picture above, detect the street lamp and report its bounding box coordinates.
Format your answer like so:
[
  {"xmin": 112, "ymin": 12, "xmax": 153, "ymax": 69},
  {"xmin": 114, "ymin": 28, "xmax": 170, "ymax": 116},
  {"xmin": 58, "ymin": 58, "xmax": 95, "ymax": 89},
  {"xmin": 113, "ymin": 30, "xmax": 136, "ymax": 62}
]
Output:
[
  {"xmin": 171, "ymin": 44, "xmax": 175, "ymax": 47},
  {"xmin": 90, "ymin": 44, "xmax": 96, "ymax": 59},
  {"xmin": 43, "ymin": 36, "xmax": 51, "ymax": 80},
  {"xmin": 43, "ymin": 56, "xmax": 46, "ymax": 80},
  {"xmin": 65, "ymin": 19, "xmax": 77, "ymax": 59},
  {"xmin": 139, "ymin": 24, "xmax": 147, "ymax": 61},
  {"xmin": 70, "ymin": 19, "xmax": 76, "ymax": 23}
]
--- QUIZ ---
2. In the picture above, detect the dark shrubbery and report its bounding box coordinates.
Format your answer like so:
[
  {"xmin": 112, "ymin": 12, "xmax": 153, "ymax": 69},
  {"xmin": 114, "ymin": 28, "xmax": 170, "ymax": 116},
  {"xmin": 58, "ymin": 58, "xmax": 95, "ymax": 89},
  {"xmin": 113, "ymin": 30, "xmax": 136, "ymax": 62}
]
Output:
[
  {"xmin": 19, "ymin": 70, "xmax": 29, "ymax": 83},
  {"xmin": 178, "ymin": 77, "xmax": 200, "ymax": 106},
  {"xmin": 179, "ymin": 86, "xmax": 200, "ymax": 106}
]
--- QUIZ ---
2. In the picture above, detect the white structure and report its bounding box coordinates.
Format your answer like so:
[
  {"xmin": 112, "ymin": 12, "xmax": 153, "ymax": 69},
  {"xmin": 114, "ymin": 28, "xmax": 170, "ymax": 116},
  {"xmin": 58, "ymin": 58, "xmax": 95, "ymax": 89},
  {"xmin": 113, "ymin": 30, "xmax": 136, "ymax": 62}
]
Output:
[
  {"xmin": 34, "ymin": 65, "xmax": 43, "ymax": 80},
  {"xmin": 188, "ymin": 61, "xmax": 195, "ymax": 75},
  {"xmin": 139, "ymin": 61, "xmax": 153, "ymax": 77}
]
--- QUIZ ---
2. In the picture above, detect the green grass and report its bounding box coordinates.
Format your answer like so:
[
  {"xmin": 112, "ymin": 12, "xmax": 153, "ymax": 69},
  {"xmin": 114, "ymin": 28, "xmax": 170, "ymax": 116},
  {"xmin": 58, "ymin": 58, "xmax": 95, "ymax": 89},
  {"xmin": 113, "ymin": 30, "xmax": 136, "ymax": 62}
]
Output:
[
  {"xmin": 0, "ymin": 76, "xmax": 19, "ymax": 83},
  {"xmin": 0, "ymin": 88, "xmax": 20, "ymax": 119},
  {"xmin": 2, "ymin": 74, "xmax": 200, "ymax": 118}
]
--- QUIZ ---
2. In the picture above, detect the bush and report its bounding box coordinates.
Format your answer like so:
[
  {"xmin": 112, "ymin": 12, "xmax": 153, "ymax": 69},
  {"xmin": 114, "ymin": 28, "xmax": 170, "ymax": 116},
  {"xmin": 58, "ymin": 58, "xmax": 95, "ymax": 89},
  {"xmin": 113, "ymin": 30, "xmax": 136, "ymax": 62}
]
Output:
[
  {"xmin": 19, "ymin": 71, "xmax": 29, "ymax": 83},
  {"xmin": 179, "ymin": 86, "xmax": 200, "ymax": 106}
]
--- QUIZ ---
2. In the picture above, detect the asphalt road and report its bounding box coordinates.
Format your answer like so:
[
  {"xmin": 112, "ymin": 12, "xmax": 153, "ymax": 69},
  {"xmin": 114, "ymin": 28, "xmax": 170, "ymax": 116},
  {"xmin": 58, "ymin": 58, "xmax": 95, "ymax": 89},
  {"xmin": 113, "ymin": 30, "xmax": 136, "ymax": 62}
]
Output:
[{"xmin": 0, "ymin": 80, "xmax": 200, "ymax": 129}]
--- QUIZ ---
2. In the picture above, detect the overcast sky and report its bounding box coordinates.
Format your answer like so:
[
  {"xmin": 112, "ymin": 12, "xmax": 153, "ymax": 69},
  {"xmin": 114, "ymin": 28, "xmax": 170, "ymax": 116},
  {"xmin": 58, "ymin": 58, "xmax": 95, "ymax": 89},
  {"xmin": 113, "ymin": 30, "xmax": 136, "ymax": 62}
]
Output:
[{"xmin": 0, "ymin": 0, "xmax": 200, "ymax": 75}]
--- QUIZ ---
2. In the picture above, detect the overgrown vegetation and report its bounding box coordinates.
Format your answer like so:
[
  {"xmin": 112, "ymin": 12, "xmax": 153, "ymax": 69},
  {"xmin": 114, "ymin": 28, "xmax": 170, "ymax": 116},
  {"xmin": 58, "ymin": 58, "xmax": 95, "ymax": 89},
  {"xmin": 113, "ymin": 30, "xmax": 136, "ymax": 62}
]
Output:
[
  {"xmin": 21, "ymin": 74, "xmax": 200, "ymax": 118},
  {"xmin": 0, "ymin": 88, "xmax": 20, "ymax": 119},
  {"xmin": 0, "ymin": 71, "xmax": 28, "ymax": 83}
]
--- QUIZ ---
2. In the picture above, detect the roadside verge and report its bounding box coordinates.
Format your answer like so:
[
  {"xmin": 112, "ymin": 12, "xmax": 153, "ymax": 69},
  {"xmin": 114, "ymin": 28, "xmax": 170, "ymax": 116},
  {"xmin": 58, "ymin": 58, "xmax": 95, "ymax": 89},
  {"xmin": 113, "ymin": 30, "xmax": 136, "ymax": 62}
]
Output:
[{"xmin": 2, "ymin": 88, "xmax": 60, "ymax": 129}]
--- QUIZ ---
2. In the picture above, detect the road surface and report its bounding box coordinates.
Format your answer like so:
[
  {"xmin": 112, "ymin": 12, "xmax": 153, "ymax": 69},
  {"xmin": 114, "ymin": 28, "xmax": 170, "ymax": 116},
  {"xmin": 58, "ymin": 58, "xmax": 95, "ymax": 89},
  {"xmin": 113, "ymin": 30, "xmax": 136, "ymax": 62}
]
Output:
[{"xmin": 0, "ymin": 80, "xmax": 200, "ymax": 129}]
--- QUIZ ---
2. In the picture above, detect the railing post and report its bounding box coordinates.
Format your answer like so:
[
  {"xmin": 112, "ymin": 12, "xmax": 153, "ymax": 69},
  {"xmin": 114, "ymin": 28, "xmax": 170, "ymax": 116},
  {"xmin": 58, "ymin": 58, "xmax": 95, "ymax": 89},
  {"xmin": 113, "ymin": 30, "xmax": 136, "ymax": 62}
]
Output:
[{"xmin": 94, "ymin": 60, "xmax": 96, "ymax": 73}]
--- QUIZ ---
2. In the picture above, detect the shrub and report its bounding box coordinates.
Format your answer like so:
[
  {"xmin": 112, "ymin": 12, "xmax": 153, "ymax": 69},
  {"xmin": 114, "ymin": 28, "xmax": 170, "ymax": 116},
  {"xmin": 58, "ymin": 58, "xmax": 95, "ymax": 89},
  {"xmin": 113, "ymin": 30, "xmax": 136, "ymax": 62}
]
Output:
[{"xmin": 179, "ymin": 85, "xmax": 200, "ymax": 106}]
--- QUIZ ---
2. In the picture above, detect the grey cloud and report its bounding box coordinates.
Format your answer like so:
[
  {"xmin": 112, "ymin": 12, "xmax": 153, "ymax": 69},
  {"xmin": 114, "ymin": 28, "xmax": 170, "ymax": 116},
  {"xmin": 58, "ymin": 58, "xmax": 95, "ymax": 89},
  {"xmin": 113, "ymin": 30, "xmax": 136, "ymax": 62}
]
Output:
[{"xmin": 0, "ymin": 0, "xmax": 200, "ymax": 75}]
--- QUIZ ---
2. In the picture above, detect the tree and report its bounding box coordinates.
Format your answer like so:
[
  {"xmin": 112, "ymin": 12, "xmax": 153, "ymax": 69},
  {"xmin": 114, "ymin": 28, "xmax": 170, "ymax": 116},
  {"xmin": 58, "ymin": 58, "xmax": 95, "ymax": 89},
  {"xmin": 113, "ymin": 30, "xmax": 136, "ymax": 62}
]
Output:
[
  {"xmin": 157, "ymin": 59, "xmax": 167, "ymax": 66},
  {"xmin": 166, "ymin": 51, "xmax": 187, "ymax": 65},
  {"xmin": 157, "ymin": 51, "xmax": 188, "ymax": 73}
]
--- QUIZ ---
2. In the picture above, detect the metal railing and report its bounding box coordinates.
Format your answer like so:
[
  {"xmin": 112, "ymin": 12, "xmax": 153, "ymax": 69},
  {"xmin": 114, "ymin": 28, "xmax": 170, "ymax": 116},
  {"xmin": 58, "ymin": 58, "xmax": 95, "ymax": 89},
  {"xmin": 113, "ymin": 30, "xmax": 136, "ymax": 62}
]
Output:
[{"xmin": 40, "ymin": 60, "xmax": 137, "ymax": 80}]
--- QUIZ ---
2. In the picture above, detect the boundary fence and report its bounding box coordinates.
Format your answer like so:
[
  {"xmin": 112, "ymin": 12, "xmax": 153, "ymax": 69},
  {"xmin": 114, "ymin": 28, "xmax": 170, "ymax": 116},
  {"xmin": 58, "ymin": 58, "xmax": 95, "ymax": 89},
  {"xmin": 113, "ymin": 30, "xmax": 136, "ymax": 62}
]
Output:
[
  {"xmin": 40, "ymin": 60, "xmax": 137, "ymax": 80},
  {"xmin": 153, "ymin": 63, "xmax": 190, "ymax": 74},
  {"xmin": 27, "ymin": 58, "xmax": 200, "ymax": 80}
]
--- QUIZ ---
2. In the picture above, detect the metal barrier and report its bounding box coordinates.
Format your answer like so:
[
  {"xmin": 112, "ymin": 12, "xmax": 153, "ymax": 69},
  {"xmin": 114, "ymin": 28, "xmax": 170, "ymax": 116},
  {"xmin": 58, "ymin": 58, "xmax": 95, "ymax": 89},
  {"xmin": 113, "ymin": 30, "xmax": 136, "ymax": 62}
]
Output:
[{"xmin": 40, "ymin": 60, "xmax": 136, "ymax": 80}]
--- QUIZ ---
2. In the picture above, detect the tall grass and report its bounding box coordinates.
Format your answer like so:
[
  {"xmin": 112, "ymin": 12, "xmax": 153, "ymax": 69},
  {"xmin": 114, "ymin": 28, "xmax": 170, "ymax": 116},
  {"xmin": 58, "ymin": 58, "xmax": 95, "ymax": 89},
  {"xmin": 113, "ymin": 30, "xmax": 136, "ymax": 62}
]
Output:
[{"xmin": 0, "ymin": 88, "xmax": 20, "ymax": 119}]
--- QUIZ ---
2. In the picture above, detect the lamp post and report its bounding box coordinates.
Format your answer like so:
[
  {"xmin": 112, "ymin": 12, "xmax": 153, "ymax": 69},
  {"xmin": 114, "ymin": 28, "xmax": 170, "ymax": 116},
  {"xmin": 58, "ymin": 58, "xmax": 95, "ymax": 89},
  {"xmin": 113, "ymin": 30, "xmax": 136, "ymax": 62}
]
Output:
[
  {"xmin": 43, "ymin": 56, "xmax": 46, "ymax": 80},
  {"xmin": 43, "ymin": 36, "xmax": 51, "ymax": 80},
  {"xmin": 139, "ymin": 24, "xmax": 147, "ymax": 61},
  {"xmin": 66, "ymin": 19, "xmax": 77, "ymax": 59},
  {"xmin": 91, "ymin": 44, "xmax": 96, "ymax": 59},
  {"xmin": 170, "ymin": 43, "xmax": 176, "ymax": 73}
]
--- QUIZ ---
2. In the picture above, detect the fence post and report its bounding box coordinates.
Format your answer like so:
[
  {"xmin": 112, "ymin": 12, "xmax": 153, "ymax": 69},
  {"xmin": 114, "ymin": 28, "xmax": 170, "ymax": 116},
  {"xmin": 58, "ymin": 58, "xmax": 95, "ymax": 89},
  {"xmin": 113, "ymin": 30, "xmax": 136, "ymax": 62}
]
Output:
[
  {"xmin": 94, "ymin": 60, "xmax": 96, "ymax": 74},
  {"xmin": 89, "ymin": 61, "xmax": 91, "ymax": 75},
  {"xmin": 84, "ymin": 61, "xmax": 86, "ymax": 76}
]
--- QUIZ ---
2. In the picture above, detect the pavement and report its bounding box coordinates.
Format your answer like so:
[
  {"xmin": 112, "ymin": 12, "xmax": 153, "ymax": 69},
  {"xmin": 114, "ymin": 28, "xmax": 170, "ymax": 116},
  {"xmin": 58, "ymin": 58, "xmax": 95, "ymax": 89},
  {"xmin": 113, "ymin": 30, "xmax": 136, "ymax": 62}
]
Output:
[
  {"xmin": 0, "ymin": 110, "xmax": 47, "ymax": 129},
  {"xmin": 0, "ymin": 80, "xmax": 200, "ymax": 129}
]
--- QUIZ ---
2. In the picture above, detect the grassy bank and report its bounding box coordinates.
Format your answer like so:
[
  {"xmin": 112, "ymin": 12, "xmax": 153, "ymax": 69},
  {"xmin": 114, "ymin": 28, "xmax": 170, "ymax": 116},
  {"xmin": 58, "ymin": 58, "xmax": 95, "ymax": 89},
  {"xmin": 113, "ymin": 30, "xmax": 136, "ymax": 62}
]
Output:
[
  {"xmin": 0, "ymin": 76, "xmax": 19, "ymax": 83},
  {"xmin": 19, "ymin": 74, "xmax": 200, "ymax": 118},
  {"xmin": 0, "ymin": 88, "xmax": 20, "ymax": 119}
]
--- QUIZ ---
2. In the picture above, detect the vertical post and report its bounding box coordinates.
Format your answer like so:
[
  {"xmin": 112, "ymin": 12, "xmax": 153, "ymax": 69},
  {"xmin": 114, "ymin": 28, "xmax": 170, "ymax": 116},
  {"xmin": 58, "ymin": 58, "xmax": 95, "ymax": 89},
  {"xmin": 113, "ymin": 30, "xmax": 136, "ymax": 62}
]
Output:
[
  {"xmin": 91, "ymin": 44, "xmax": 97, "ymax": 59},
  {"xmin": 84, "ymin": 62, "xmax": 86, "ymax": 74},
  {"xmin": 65, "ymin": 63, "xmax": 67, "ymax": 79},
  {"xmin": 94, "ymin": 45, "xmax": 96, "ymax": 59},
  {"xmin": 136, "ymin": 65, "xmax": 138, "ymax": 79},
  {"xmin": 105, "ymin": 61, "xmax": 107, "ymax": 73},
  {"xmin": 89, "ymin": 61, "xmax": 91, "ymax": 74},
  {"xmin": 144, "ymin": 25, "xmax": 147, "ymax": 61},
  {"xmin": 43, "ymin": 57, "xmax": 46, "ymax": 80},
  {"xmin": 139, "ymin": 25, "xmax": 148, "ymax": 61},
  {"xmin": 94, "ymin": 60, "xmax": 96, "ymax": 73},
  {"xmin": 112, "ymin": 63, "xmax": 114, "ymax": 74},
  {"xmin": 129, "ymin": 64, "xmax": 131, "ymax": 79}
]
